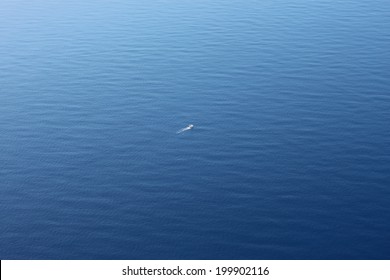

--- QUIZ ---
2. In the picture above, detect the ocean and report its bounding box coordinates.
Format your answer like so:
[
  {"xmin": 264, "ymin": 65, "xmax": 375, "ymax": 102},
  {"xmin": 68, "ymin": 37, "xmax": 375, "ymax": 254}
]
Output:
[{"xmin": 1, "ymin": 0, "xmax": 389, "ymax": 259}]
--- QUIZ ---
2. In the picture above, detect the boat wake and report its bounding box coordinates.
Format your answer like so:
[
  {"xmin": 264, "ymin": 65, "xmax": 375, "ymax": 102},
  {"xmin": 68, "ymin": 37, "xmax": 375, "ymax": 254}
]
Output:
[{"xmin": 177, "ymin": 124, "xmax": 194, "ymax": 134}]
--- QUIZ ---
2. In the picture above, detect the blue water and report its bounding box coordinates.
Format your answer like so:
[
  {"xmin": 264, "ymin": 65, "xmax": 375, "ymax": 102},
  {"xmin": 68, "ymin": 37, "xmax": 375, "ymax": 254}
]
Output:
[{"xmin": 1, "ymin": 0, "xmax": 390, "ymax": 259}]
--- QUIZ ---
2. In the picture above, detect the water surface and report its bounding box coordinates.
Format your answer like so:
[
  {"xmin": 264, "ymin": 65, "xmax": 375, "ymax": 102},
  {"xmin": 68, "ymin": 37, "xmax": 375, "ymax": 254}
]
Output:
[{"xmin": 1, "ymin": 0, "xmax": 390, "ymax": 259}]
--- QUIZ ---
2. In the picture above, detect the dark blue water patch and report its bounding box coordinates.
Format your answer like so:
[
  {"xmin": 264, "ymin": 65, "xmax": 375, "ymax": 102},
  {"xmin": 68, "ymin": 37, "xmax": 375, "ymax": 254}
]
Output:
[{"xmin": 1, "ymin": 0, "xmax": 390, "ymax": 259}]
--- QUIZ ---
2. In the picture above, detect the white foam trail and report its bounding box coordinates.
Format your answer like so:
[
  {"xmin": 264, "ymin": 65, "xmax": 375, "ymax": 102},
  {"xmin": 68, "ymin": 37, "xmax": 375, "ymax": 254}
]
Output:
[{"xmin": 177, "ymin": 124, "xmax": 194, "ymax": 134}]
